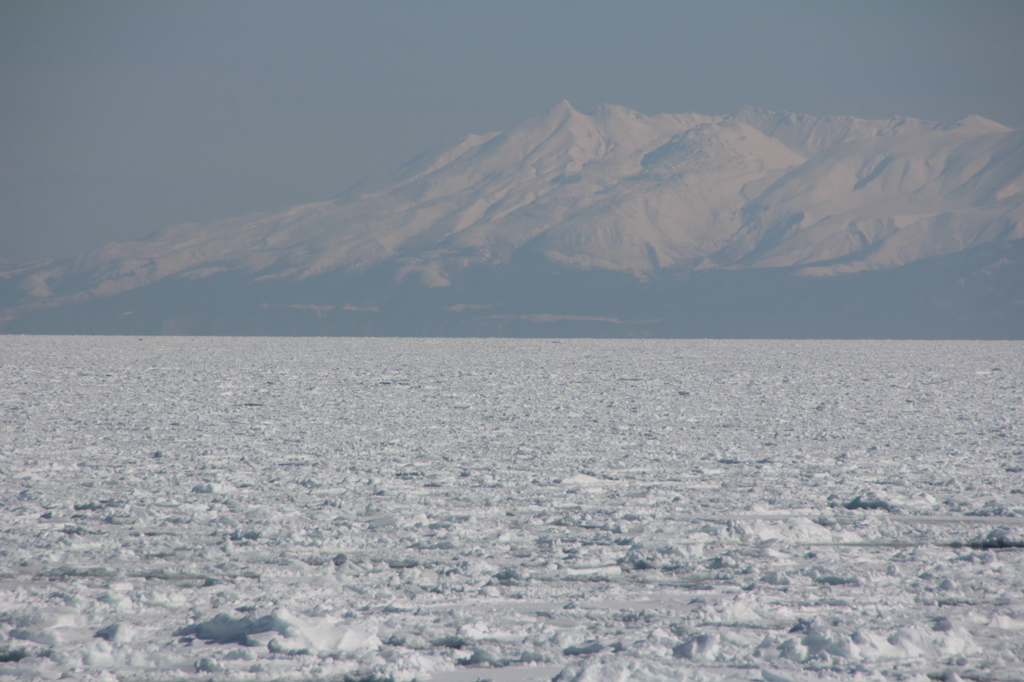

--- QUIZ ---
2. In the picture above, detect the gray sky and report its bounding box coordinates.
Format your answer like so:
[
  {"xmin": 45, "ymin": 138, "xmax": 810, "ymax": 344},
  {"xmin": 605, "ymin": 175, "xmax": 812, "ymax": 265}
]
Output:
[{"xmin": 2, "ymin": 0, "xmax": 1023, "ymax": 263}]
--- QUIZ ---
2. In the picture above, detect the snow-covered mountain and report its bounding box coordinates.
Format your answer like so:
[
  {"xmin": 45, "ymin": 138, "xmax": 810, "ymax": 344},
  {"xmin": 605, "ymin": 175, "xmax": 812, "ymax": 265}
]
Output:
[{"xmin": 2, "ymin": 102, "xmax": 1022, "ymax": 337}]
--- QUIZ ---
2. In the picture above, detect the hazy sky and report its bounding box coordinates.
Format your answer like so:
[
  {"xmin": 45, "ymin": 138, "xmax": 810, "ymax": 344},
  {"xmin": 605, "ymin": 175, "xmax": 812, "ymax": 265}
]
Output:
[{"xmin": 3, "ymin": 0, "xmax": 1023, "ymax": 263}]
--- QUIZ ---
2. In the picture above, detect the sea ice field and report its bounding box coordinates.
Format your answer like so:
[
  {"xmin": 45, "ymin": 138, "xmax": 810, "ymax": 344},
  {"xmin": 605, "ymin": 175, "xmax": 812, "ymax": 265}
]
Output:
[{"xmin": 1, "ymin": 336, "xmax": 1023, "ymax": 682}]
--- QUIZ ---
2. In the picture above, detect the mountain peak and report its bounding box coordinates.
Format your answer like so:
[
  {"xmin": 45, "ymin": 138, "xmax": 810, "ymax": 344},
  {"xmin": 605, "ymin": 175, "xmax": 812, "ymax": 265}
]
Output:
[
  {"xmin": 552, "ymin": 98, "xmax": 576, "ymax": 113},
  {"xmin": 945, "ymin": 114, "xmax": 1012, "ymax": 134},
  {"xmin": 536, "ymin": 99, "xmax": 580, "ymax": 126}
]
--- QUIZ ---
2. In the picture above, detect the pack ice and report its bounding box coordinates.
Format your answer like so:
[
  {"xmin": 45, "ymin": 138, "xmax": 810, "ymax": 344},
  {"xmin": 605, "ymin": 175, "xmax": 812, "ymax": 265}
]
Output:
[{"xmin": 1, "ymin": 337, "xmax": 1023, "ymax": 680}]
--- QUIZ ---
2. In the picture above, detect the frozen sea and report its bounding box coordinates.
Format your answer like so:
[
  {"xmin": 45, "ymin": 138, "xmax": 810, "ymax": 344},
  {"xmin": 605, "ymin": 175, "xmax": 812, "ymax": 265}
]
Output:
[{"xmin": 1, "ymin": 336, "xmax": 1023, "ymax": 681}]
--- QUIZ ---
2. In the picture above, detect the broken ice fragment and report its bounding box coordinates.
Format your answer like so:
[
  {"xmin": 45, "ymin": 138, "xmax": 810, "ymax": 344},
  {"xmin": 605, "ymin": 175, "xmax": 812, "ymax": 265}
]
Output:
[
  {"xmin": 760, "ymin": 570, "xmax": 791, "ymax": 586},
  {"xmin": 229, "ymin": 530, "xmax": 261, "ymax": 541},
  {"xmin": 966, "ymin": 527, "xmax": 1024, "ymax": 549},
  {"xmin": 95, "ymin": 623, "xmax": 134, "ymax": 643},
  {"xmin": 673, "ymin": 632, "xmax": 718, "ymax": 660},
  {"xmin": 843, "ymin": 492, "xmax": 894, "ymax": 512},
  {"xmin": 432, "ymin": 635, "xmax": 469, "ymax": 649},
  {"xmin": 563, "ymin": 641, "xmax": 603, "ymax": 656},
  {"xmin": 267, "ymin": 636, "xmax": 311, "ymax": 656},
  {"xmin": 195, "ymin": 657, "xmax": 224, "ymax": 672},
  {"xmin": 0, "ymin": 647, "xmax": 29, "ymax": 663},
  {"xmin": 386, "ymin": 558, "xmax": 418, "ymax": 569},
  {"xmin": 814, "ymin": 574, "xmax": 861, "ymax": 586},
  {"xmin": 174, "ymin": 613, "xmax": 277, "ymax": 645}
]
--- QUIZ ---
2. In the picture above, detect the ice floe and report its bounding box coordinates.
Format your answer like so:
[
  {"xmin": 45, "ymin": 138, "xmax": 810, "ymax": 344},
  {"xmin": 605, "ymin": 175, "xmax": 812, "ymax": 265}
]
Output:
[{"xmin": 0, "ymin": 337, "xmax": 1022, "ymax": 680}]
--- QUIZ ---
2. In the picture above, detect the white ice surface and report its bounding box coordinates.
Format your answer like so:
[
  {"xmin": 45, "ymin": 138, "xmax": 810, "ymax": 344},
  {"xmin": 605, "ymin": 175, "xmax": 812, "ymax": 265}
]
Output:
[{"xmin": 1, "ymin": 337, "xmax": 1023, "ymax": 681}]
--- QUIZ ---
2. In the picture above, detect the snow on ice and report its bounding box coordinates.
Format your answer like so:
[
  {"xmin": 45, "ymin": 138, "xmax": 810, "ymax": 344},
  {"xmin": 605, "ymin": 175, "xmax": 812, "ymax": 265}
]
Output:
[{"xmin": 0, "ymin": 337, "xmax": 1023, "ymax": 680}]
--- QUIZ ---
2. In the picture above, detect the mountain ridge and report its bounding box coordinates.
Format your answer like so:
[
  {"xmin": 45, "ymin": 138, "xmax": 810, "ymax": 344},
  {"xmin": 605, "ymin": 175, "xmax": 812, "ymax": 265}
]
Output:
[{"xmin": 2, "ymin": 101, "xmax": 1022, "ymax": 337}]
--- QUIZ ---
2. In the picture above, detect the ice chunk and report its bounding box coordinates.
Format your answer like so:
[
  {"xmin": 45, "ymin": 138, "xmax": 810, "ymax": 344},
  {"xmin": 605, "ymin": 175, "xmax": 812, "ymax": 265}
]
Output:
[
  {"xmin": 265, "ymin": 609, "xmax": 380, "ymax": 656},
  {"xmin": 760, "ymin": 570, "xmax": 791, "ymax": 586},
  {"xmin": 174, "ymin": 613, "xmax": 277, "ymax": 645},
  {"xmin": 175, "ymin": 609, "xmax": 379, "ymax": 657},
  {"xmin": 95, "ymin": 623, "xmax": 135, "ymax": 643},
  {"xmin": 555, "ymin": 656, "xmax": 688, "ymax": 681},
  {"xmin": 387, "ymin": 558, "xmax": 419, "ymax": 569},
  {"xmin": 968, "ymin": 526, "xmax": 1024, "ymax": 549},
  {"xmin": 0, "ymin": 647, "xmax": 31, "ymax": 663},
  {"xmin": 563, "ymin": 641, "xmax": 603, "ymax": 656},
  {"xmin": 195, "ymin": 657, "xmax": 224, "ymax": 672},
  {"xmin": 842, "ymin": 491, "xmax": 894, "ymax": 512},
  {"xmin": 267, "ymin": 635, "xmax": 311, "ymax": 656},
  {"xmin": 457, "ymin": 644, "xmax": 506, "ymax": 666},
  {"xmin": 673, "ymin": 632, "xmax": 719, "ymax": 660},
  {"xmin": 990, "ymin": 614, "xmax": 1024, "ymax": 630}
]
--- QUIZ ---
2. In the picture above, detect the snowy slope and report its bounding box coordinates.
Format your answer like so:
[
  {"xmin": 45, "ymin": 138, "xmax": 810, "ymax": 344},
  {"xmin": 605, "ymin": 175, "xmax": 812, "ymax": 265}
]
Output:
[
  {"xmin": 1, "ymin": 102, "xmax": 1021, "ymax": 335},
  {"xmin": 719, "ymin": 113, "xmax": 1024, "ymax": 274}
]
